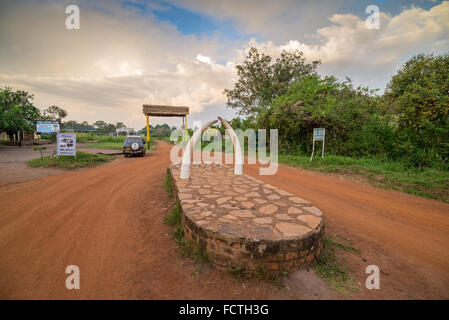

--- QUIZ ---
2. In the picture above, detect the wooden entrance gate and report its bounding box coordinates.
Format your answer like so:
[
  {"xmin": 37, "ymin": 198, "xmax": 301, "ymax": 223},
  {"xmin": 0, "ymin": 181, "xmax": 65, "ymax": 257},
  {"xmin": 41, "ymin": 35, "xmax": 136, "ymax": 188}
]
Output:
[{"xmin": 142, "ymin": 105, "xmax": 190, "ymax": 148}]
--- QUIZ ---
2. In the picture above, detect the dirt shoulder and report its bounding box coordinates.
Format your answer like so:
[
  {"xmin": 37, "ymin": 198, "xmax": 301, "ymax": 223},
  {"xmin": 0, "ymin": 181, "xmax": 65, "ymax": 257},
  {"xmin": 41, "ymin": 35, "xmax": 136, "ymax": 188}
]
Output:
[
  {"xmin": 243, "ymin": 162, "xmax": 449, "ymax": 299},
  {"xmin": 0, "ymin": 143, "xmax": 119, "ymax": 186}
]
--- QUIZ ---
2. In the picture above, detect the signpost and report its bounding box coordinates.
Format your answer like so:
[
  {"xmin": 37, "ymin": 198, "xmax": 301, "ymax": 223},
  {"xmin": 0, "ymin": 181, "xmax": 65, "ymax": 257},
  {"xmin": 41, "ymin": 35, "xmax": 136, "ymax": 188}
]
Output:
[
  {"xmin": 57, "ymin": 133, "xmax": 76, "ymax": 159},
  {"xmin": 33, "ymin": 147, "xmax": 47, "ymax": 160},
  {"xmin": 36, "ymin": 120, "xmax": 60, "ymax": 135},
  {"xmin": 310, "ymin": 128, "xmax": 325, "ymax": 162}
]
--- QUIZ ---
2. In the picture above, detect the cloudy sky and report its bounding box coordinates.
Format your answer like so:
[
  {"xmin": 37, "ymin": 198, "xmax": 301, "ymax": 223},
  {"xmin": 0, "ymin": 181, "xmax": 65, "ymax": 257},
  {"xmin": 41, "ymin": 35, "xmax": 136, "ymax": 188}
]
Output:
[{"xmin": 0, "ymin": 0, "xmax": 448, "ymax": 130}]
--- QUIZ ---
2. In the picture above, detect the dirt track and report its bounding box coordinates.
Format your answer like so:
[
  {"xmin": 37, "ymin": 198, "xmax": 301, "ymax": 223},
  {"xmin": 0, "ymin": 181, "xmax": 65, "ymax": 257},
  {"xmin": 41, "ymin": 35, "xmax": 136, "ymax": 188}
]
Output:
[
  {"xmin": 244, "ymin": 162, "xmax": 449, "ymax": 299},
  {"xmin": 1, "ymin": 142, "xmax": 448, "ymax": 299},
  {"xmin": 0, "ymin": 143, "xmax": 309, "ymax": 299}
]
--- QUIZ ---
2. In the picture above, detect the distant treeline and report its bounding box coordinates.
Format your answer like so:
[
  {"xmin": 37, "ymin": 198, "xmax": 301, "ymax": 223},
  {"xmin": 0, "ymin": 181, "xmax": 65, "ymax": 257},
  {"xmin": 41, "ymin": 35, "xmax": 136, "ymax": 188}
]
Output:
[{"xmin": 137, "ymin": 123, "xmax": 178, "ymax": 138}]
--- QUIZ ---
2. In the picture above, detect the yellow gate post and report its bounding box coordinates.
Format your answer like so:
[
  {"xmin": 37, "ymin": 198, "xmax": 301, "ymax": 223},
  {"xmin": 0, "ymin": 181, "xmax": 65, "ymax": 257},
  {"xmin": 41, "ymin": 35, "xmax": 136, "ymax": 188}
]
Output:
[
  {"xmin": 146, "ymin": 114, "xmax": 150, "ymax": 149},
  {"xmin": 182, "ymin": 116, "xmax": 188, "ymax": 143},
  {"xmin": 183, "ymin": 115, "xmax": 188, "ymax": 142},
  {"xmin": 142, "ymin": 105, "xmax": 189, "ymax": 147}
]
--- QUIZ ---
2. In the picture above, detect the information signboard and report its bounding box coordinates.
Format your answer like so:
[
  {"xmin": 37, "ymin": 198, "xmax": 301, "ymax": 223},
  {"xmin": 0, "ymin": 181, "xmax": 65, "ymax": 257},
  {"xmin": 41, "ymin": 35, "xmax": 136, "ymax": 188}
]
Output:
[
  {"xmin": 57, "ymin": 133, "xmax": 76, "ymax": 158},
  {"xmin": 313, "ymin": 128, "xmax": 325, "ymax": 141},
  {"xmin": 310, "ymin": 128, "xmax": 325, "ymax": 162},
  {"xmin": 36, "ymin": 120, "xmax": 60, "ymax": 135}
]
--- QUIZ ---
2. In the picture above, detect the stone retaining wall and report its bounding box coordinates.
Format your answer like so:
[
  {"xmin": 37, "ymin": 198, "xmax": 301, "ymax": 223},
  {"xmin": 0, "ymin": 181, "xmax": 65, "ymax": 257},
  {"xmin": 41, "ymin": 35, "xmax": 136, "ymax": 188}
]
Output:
[{"xmin": 169, "ymin": 163, "xmax": 325, "ymax": 273}]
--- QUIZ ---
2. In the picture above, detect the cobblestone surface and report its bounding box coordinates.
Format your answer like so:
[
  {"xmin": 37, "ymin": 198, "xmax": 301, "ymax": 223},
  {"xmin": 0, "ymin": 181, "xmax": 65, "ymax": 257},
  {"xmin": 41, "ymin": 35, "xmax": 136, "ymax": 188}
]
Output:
[{"xmin": 169, "ymin": 163, "xmax": 325, "ymax": 272}]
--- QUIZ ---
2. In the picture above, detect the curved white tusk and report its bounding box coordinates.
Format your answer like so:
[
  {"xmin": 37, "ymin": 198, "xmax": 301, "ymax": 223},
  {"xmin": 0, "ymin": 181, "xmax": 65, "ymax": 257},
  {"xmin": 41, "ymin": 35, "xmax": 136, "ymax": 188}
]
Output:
[
  {"xmin": 218, "ymin": 116, "xmax": 243, "ymax": 175},
  {"xmin": 180, "ymin": 119, "xmax": 218, "ymax": 179}
]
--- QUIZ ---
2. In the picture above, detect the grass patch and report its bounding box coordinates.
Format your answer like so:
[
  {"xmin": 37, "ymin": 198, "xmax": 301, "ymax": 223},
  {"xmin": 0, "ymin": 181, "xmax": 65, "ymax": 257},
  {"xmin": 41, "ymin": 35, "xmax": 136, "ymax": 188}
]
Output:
[
  {"xmin": 278, "ymin": 152, "xmax": 449, "ymax": 203},
  {"xmin": 177, "ymin": 238, "xmax": 209, "ymax": 264},
  {"xmin": 164, "ymin": 202, "xmax": 184, "ymax": 241},
  {"xmin": 164, "ymin": 169, "xmax": 174, "ymax": 198},
  {"xmin": 163, "ymin": 168, "xmax": 209, "ymax": 266},
  {"xmin": 225, "ymin": 264, "xmax": 287, "ymax": 288},
  {"xmin": 28, "ymin": 152, "xmax": 114, "ymax": 169},
  {"xmin": 314, "ymin": 234, "xmax": 361, "ymax": 295},
  {"xmin": 76, "ymin": 133, "xmax": 126, "ymax": 144},
  {"xmin": 82, "ymin": 142, "xmax": 123, "ymax": 150},
  {"xmin": 164, "ymin": 195, "xmax": 209, "ymax": 265},
  {"xmin": 82, "ymin": 139, "xmax": 157, "ymax": 151}
]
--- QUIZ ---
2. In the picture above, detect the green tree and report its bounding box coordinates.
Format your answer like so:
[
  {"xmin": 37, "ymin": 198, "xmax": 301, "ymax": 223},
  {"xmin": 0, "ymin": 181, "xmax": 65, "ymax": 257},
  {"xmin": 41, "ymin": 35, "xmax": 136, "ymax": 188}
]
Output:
[
  {"xmin": 260, "ymin": 75, "xmax": 380, "ymax": 155},
  {"xmin": 0, "ymin": 87, "xmax": 41, "ymax": 145},
  {"xmin": 43, "ymin": 105, "xmax": 68, "ymax": 122},
  {"xmin": 138, "ymin": 125, "xmax": 152, "ymax": 135},
  {"xmin": 152, "ymin": 123, "xmax": 171, "ymax": 137},
  {"xmin": 115, "ymin": 122, "xmax": 126, "ymax": 129},
  {"xmin": 64, "ymin": 120, "xmax": 79, "ymax": 127},
  {"xmin": 385, "ymin": 53, "xmax": 449, "ymax": 129},
  {"xmin": 224, "ymin": 47, "xmax": 320, "ymax": 116},
  {"xmin": 384, "ymin": 53, "xmax": 449, "ymax": 168},
  {"xmin": 80, "ymin": 121, "xmax": 94, "ymax": 128},
  {"xmin": 94, "ymin": 120, "xmax": 107, "ymax": 129},
  {"xmin": 94, "ymin": 120, "xmax": 115, "ymax": 135}
]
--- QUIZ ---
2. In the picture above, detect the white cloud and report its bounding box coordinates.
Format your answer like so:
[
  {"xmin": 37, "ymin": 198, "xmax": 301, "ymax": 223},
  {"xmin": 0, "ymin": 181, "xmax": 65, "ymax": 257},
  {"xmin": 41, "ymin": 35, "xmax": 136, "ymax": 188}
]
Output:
[
  {"xmin": 0, "ymin": 0, "xmax": 238, "ymax": 129},
  {"xmin": 166, "ymin": 0, "xmax": 345, "ymax": 43},
  {"xmin": 0, "ymin": 0, "xmax": 448, "ymax": 130},
  {"xmin": 243, "ymin": 2, "xmax": 449, "ymax": 90}
]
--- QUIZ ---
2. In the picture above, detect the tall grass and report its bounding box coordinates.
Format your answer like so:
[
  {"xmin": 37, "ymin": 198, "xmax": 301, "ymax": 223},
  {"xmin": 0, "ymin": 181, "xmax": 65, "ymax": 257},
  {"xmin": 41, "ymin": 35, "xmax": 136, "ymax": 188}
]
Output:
[
  {"xmin": 278, "ymin": 152, "xmax": 449, "ymax": 203},
  {"xmin": 28, "ymin": 152, "xmax": 114, "ymax": 169},
  {"xmin": 314, "ymin": 234, "xmax": 361, "ymax": 295},
  {"xmin": 76, "ymin": 133, "xmax": 127, "ymax": 143}
]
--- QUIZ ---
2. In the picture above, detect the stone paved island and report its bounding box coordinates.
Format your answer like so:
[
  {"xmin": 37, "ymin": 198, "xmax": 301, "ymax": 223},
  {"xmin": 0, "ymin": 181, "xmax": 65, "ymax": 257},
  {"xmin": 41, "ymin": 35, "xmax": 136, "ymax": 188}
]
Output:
[{"xmin": 169, "ymin": 163, "xmax": 325, "ymax": 272}]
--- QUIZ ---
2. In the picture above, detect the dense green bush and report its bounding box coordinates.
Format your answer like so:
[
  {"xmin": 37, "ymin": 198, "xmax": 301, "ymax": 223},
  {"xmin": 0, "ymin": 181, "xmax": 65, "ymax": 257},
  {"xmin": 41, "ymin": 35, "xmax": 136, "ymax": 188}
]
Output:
[
  {"xmin": 40, "ymin": 134, "xmax": 57, "ymax": 143},
  {"xmin": 345, "ymin": 114, "xmax": 398, "ymax": 159},
  {"xmin": 384, "ymin": 53, "xmax": 449, "ymax": 169},
  {"xmin": 258, "ymin": 75, "xmax": 382, "ymax": 156},
  {"xmin": 226, "ymin": 52, "xmax": 449, "ymax": 170}
]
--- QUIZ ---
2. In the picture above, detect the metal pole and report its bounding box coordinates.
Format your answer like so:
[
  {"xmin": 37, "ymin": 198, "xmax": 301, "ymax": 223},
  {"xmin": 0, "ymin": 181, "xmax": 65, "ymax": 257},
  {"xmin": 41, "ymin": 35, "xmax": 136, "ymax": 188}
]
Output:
[
  {"xmin": 310, "ymin": 140, "xmax": 315, "ymax": 162},
  {"xmin": 56, "ymin": 132, "xmax": 59, "ymax": 160},
  {"xmin": 322, "ymin": 139, "xmax": 325, "ymax": 158}
]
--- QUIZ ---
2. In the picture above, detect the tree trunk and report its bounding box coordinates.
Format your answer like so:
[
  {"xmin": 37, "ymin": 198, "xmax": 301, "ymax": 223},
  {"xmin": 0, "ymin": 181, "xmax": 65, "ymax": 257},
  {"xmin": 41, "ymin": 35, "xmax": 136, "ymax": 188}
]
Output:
[
  {"xmin": 18, "ymin": 131, "xmax": 23, "ymax": 147},
  {"xmin": 8, "ymin": 133, "xmax": 14, "ymax": 145}
]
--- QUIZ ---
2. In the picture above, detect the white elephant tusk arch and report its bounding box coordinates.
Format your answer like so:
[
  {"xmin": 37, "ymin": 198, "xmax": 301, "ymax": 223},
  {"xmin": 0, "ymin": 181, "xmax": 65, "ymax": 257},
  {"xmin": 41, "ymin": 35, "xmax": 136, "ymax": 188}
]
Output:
[
  {"xmin": 180, "ymin": 119, "xmax": 218, "ymax": 179},
  {"xmin": 218, "ymin": 116, "xmax": 243, "ymax": 176}
]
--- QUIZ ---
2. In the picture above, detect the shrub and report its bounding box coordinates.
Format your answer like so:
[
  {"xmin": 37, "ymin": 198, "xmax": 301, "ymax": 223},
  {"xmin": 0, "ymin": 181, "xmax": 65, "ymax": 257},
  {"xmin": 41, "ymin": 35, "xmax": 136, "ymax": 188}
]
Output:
[{"xmin": 260, "ymin": 75, "xmax": 380, "ymax": 156}]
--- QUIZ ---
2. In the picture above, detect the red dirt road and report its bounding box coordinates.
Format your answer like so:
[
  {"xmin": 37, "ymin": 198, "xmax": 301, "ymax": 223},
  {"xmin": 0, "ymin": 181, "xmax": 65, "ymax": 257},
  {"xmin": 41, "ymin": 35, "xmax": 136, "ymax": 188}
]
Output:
[
  {"xmin": 244, "ymin": 162, "xmax": 449, "ymax": 299},
  {"xmin": 1, "ymin": 142, "xmax": 448, "ymax": 299},
  {"xmin": 0, "ymin": 143, "xmax": 300, "ymax": 299}
]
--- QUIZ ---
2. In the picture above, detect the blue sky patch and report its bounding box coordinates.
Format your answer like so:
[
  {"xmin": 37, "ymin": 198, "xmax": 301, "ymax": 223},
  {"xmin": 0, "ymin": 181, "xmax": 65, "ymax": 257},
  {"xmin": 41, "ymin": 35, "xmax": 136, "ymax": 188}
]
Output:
[{"xmin": 122, "ymin": 0, "xmax": 258, "ymax": 41}]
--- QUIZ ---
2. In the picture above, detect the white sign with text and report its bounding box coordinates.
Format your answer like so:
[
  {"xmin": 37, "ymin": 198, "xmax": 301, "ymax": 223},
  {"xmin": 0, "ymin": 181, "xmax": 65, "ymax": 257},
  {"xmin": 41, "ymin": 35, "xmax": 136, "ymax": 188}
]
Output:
[
  {"xmin": 310, "ymin": 128, "xmax": 325, "ymax": 162},
  {"xmin": 57, "ymin": 133, "xmax": 76, "ymax": 157}
]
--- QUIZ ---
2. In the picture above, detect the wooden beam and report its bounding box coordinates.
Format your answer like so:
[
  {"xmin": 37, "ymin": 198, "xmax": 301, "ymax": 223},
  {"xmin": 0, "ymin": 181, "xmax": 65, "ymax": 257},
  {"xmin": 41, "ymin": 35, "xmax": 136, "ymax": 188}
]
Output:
[{"xmin": 143, "ymin": 105, "xmax": 189, "ymax": 117}]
